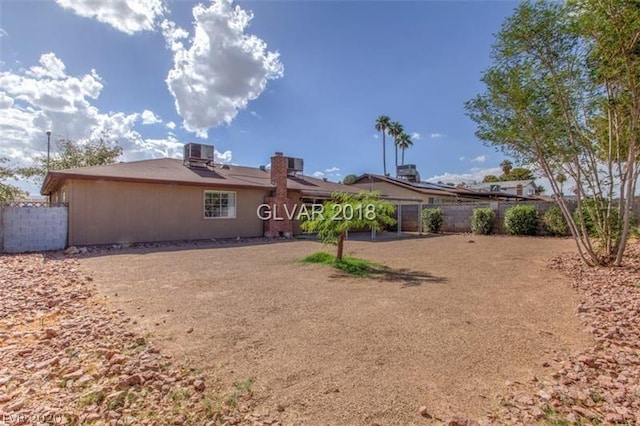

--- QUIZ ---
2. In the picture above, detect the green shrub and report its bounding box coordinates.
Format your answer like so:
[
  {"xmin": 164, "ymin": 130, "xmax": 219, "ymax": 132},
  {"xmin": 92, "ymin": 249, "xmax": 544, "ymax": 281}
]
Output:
[
  {"xmin": 422, "ymin": 208, "xmax": 443, "ymax": 233},
  {"xmin": 471, "ymin": 208, "xmax": 495, "ymax": 235},
  {"xmin": 543, "ymin": 205, "xmax": 569, "ymax": 236},
  {"xmin": 504, "ymin": 205, "xmax": 538, "ymax": 235}
]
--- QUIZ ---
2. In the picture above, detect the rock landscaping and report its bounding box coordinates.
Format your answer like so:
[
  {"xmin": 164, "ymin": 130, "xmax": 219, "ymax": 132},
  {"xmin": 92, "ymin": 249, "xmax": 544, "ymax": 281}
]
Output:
[
  {"xmin": 0, "ymin": 253, "xmax": 279, "ymax": 425},
  {"xmin": 495, "ymin": 242, "xmax": 640, "ymax": 425},
  {"xmin": 1, "ymin": 238, "xmax": 638, "ymax": 424}
]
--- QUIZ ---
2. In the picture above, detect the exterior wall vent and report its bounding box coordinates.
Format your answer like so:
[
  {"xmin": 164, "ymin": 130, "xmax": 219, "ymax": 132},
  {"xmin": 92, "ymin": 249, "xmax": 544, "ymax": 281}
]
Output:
[{"xmin": 183, "ymin": 143, "xmax": 215, "ymax": 168}]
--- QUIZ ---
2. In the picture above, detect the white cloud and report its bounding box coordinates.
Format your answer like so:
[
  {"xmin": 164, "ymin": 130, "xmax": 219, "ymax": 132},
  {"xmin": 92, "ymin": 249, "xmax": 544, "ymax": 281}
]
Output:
[
  {"xmin": 458, "ymin": 156, "xmax": 466, "ymax": 161},
  {"xmin": 426, "ymin": 167, "xmax": 502, "ymax": 185},
  {"xmin": 25, "ymin": 53, "xmax": 68, "ymax": 80},
  {"xmin": 471, "ymin": 155, "xmax": 487, "ymax": 163},
  {"xmin": 163, "ymin": 0, "xmax": 284, "ymax": 137},
  {"xmin": 312, "ymin": 171, "xmax": 325, "ymax": 178},
  {"xmin": 55, "ymin": 0, "xmax": 166, "ymax": 35},
  {"xmin": 215, "ymin": 149, "xmax": 232, "ymax": 163},
  {"xmin": 166, "ymin": 121, "xmax": 176, "ymax": 130},
  {"xmin": 0, "ymin": 28, "xmax": 8, "ymax": 38},
  {"xmin": 0, "ymin": 91, "xmax": 14, "ymax": 108},
  {"xmin": 0, "ymin": 53, "xmax": 189, "ymax": 180},
  {"xmin": 373, "ymin": 134, "xmax": 379, "ymax": 139},
  {"xmin": 430, "ymin": 133, "xmax": 445, "ymax": 139},
  {"xmin": 411, "ymin": 132, "xmax": 421, "ymax": 140},
  {"xmin": 325, "ymin": 166, "xmax": 339, "ymax": 174},
  {"xmin": 140, "ymin": 109, "xmax": 162, "ymax": 125},
  {"xmin": 249, "ymin": 111, "xmax": 261, "ymax": 119}
]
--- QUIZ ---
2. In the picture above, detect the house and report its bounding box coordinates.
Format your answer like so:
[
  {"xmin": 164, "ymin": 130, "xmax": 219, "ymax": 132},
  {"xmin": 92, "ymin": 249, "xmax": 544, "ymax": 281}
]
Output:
[
  {"xmin": 41, "ymin": 147, "xmax": 356, "ymax": 246},
  {"xmin": 349, "ymin": 173, "xmax": 531, "ymax": 205},
  {"xmin": 469, "ymin": 180, "xmax": 538, "ymax": 197}
]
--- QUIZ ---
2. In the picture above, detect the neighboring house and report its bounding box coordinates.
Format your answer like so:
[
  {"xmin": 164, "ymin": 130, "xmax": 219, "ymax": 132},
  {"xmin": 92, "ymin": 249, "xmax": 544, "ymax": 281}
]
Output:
[
  {"xmin": 350, "ymin": 174, "xmax": 529, "ymax": 204},
  {"xmin": 41, "ymin": 148, "xmax": 356, "ymax": 246},
  {"xmin": 469, "ymin": 180, "xmax": 538, "ymax": 197}
]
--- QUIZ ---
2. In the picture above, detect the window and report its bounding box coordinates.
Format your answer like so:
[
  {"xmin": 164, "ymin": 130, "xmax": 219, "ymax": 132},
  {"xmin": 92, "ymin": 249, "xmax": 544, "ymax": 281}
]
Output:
[{"xmin": 204, "ymin": 191, "xmax": 236, "ymax": 218}]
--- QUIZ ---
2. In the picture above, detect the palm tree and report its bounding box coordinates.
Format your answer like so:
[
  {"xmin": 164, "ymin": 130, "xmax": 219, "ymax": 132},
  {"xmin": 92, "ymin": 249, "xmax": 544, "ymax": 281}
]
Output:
[
  {"xmin": 375, "ymin": 116, "xmax": 391, "ymax": 176},
  {"xmin": 556, "ymin": 173, "xmax": 567, "ymax": 195},
  {"xmin": 500, "ymin": 159, "xmax": 513, "ymax": 176},
  {"xmin": 387, "ymin": 121, "xmax": 404, "ymax": 173},
  {"xmin": 396, "ymin": 132, "xmax": 413, "ymax": 165}
]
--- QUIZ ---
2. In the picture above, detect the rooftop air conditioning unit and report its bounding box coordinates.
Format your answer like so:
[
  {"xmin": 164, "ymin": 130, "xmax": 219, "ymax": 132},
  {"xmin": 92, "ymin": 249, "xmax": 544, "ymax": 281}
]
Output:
[
  {"xmin": 184, "ymin": 143, "xmax": 215, "ymax": 168},
  {"xmin": 287, "ymin": 157, "xmax": 304, "ymax": 175},
  {"xmin": 397, "ymin": 164, "xmax": 420, "ymax": 182}
]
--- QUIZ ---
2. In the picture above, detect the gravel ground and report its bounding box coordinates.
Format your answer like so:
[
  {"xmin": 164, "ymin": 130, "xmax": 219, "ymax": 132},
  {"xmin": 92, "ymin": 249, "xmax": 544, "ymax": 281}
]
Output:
[
  {"xmin": 78, "ymin": 235, "xmax": 590, "ymax": 424},
  {"xmin": 4, "ymin": 235, "xmax": 637, "ymax": 425},
  {"xmin": 0, "ymin": 252, "xmax": 277, "ymax": 425}
]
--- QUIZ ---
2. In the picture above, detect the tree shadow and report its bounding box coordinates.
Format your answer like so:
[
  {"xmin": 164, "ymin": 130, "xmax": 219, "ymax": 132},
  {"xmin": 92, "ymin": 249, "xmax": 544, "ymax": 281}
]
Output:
[{"xmin": 330, "ymin": 266, "xmax": 447, "ymax": 288}]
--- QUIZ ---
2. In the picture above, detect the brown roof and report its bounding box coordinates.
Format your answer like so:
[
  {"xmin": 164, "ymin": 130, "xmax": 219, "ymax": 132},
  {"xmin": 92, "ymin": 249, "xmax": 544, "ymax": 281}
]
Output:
[
  {"xmin": 351, "ymin": 173, "xmax": 535, "ymax": 201},
  {"xmin": 41, "ymin": 158, "xmax": 356, "ymax": 196}
]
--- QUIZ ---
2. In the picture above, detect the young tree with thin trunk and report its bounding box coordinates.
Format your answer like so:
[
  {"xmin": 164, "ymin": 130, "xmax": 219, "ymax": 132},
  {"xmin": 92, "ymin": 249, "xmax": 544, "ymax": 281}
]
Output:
[
  {"xmin": 300, "ymin": 191, "xmax": 395, "ymax": 261},
  {"xmin": 465, "ymin": 0, "xmax": 640, "ymax": 266}
]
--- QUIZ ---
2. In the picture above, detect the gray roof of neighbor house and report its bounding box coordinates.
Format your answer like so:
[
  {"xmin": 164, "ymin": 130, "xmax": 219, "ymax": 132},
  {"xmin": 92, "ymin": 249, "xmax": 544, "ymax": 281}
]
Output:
[
  {"xmin": 351, "ymin": 173, "xmax": 535, "ymax": 200},
  {"xmin": 41, "ymin": 158, "xmax": 355, "ymax": 197}
]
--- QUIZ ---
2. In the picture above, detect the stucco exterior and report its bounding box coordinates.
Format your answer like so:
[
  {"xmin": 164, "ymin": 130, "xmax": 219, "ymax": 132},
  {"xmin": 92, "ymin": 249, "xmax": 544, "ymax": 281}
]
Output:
[{"xmin": 65, "ymin": 179, "xmax": 266, "ymax": 246}]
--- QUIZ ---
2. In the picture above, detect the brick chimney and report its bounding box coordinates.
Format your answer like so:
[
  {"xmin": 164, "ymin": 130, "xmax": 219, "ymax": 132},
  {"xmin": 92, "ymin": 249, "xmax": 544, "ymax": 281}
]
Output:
[{"xmin": 264, "ymin": 152, "xmax": 294, "ymax": 238}]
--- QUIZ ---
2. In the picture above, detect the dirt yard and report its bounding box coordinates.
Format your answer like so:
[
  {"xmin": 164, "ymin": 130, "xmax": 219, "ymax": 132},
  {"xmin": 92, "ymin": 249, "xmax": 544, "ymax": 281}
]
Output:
[{"xmin": 79, "ymin": 235, "xmax": 591, "ymax": 424}]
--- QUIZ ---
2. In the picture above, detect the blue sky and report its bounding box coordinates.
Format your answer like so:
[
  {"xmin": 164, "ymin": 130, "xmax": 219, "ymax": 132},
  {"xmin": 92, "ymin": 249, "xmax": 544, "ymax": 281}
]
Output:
[{"xmin": 0, "ymin": 0, "xmax": 519, "ymax": 194}]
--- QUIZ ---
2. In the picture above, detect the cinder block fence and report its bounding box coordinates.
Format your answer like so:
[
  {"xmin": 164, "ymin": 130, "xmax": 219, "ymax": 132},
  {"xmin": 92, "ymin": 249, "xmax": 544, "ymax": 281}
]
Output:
[
  {"xmin": 399, "ymin": 201, "xmax": 578, "ymax": 235},
  {"xmin": 0, "ymin": 203, "xmax": 68, "ymax": 253}
]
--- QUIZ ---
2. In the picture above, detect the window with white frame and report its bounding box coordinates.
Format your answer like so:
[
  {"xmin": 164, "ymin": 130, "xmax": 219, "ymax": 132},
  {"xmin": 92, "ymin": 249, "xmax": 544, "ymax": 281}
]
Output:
[{"xmin": 204, "ymin": 191, "xmax": 236, "ymax": 218}]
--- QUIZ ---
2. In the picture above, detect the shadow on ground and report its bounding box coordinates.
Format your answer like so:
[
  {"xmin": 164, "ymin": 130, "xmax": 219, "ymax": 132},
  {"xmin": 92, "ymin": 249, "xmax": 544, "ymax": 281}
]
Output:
[{"xmin": 331, "ymin": 266, "xmax": 447, "ymax": 287}]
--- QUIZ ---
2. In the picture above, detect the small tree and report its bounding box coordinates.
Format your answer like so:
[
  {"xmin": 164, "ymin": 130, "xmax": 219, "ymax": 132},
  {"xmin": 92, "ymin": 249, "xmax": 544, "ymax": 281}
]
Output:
[
  {"xmin": 19, "ymin": 137, "xmax": 123, "ymax": 184},
  {"xmin": 300, "ymin": 191, "xmax": 396, "ymax": 261},
  {"xmin": 342, "ymin": 174, "xmax": 358, "ymax": 185},
  {"xmin": 0, "ymin": 157, "xmax": 26, "ymax": 203}
]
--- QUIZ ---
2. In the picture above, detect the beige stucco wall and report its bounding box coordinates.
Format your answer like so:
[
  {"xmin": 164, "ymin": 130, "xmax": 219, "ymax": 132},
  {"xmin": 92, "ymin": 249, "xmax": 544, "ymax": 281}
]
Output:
[
  {"xmin": 352, "ymin": 180, "xmax": 456, "ymax": 204},
  {"xmin": 66, "ymin": 179, "xmax": 266, "ymax": 246}
]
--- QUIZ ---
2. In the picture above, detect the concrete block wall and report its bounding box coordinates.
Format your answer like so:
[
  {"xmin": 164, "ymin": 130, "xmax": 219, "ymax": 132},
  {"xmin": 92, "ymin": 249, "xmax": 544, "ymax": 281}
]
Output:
[
  {"xmin": 422, "ymin": 201, "xmax": 577, "ymax": 235},
  {"xmin": 2, "ymin": 206, "xmax": 68, "ymax": 253}
]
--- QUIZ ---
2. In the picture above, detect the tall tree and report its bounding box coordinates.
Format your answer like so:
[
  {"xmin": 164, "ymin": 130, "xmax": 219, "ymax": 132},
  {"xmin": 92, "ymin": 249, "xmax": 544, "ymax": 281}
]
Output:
[
  {"xmin": 20, "ymin": 137, "xmax": 123, "ymax": 184},
  {"xmin": 556, "ymin": 173, "xmax": 567, "ymax": 195},
  {"xmin": 500, "ymin": 160, "xmax": 513, "ymax": 175},
  {"xmin": 374, "ymin": 116, "xmax": 391, "ymax": 176},
  {"xmin": 396, "ymin": 132, "xmax": 414, "ymax": 165},
  {"xmin": 387, "ymin": 121, "xmax": 404, "ymax": 172},
  {"xmin": 465, "ymin": 0, "xmax": 640, "ymax": 266},
  {"xmin": 0, "ymin": 157, "xmax": 26, "ymax": 203}
]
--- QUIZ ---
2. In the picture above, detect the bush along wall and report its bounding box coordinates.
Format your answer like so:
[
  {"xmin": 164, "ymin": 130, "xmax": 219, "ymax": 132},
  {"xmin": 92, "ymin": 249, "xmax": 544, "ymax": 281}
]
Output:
[
  {"xmin": 471, "ymin": 208, "xmax": 495, "ymax": 235},
  {"xmin": 504, "ymin": 205, "xmax": 538, "ymax": 235},
  {"xmin": 543, "ymin": 205, "xmax": 569, "ymax": 236},
  {"xmin": 422, "ymin": 208, "xmax": 443, "ymax": 233}
]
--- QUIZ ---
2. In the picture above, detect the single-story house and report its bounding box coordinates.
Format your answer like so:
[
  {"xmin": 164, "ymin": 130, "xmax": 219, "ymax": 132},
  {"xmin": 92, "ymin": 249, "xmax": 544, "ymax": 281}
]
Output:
[
  {"xmin": 469, "ymin": 180, "xmax": 538, "ymax": 197},
  {"xmin": 41, "ymin": 147, "xmax": 357, "ymax": 246},
  {"xmin": 349, "ymin": 174, "xmax": 533, "ymax": 204}
]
